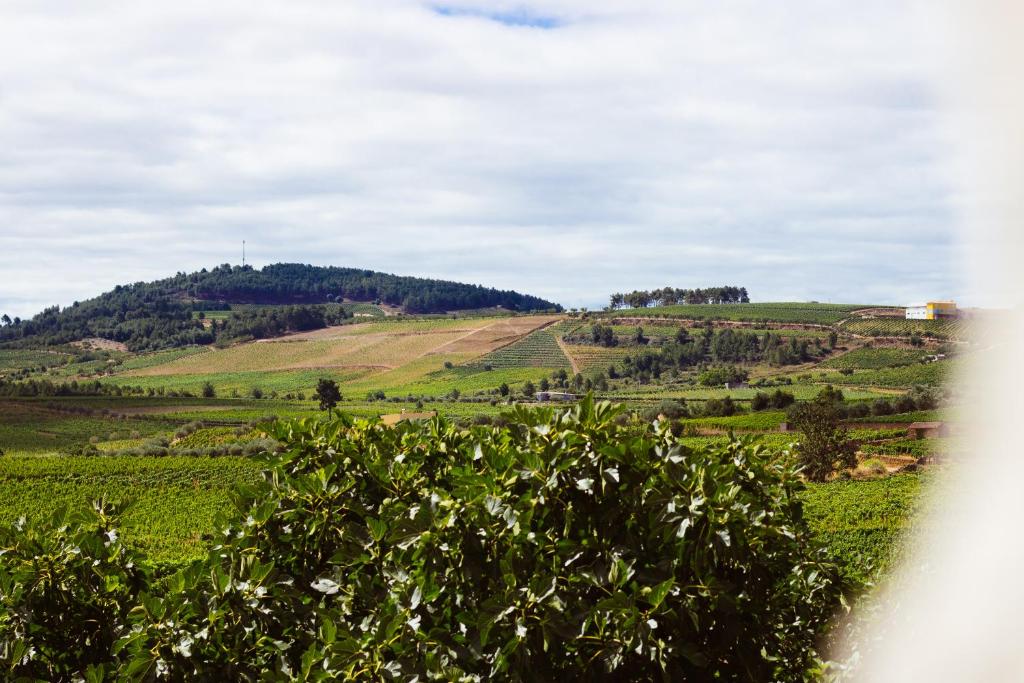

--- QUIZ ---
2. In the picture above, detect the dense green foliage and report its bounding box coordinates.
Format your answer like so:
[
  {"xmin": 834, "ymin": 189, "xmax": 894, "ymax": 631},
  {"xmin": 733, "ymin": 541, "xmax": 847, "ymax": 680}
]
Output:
[
  {"xmin": 0, "ymin": 400, "xmax": 844, "ymax": 680},
  {"xmin": 612, "ymin": 328, "xmax": 818, "ymax": 383},
  {"xmin": 609, "ymin": 286, "xmax": 749, "ymax": 309},
  {"xmin": 0, "ymin": 263, "xmax": 560, "ymax": 351},
  {"xmin": 183, "ymin": 263, "xmax": 559, "ymax": 313},
  {"xmin": 788, "ymin": 399, "xmax": 857, "ymax": 482},
  {"xmin": 213, "ymin": 304, "xmax": 352, "ymax": 344}
]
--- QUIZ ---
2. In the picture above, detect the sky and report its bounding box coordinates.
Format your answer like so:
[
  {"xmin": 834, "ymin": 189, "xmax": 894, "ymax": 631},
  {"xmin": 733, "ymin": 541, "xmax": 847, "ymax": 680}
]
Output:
[{"xmin": 0, "ymin": 0, "xmax": 962, "ymax": 318}]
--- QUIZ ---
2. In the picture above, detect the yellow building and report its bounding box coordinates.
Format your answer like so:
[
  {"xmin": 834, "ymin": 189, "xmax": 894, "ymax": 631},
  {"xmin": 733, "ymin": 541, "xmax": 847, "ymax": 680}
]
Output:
[{"xmin": 906, "ymin": 301, "xmax": 957, "ymax": 320}]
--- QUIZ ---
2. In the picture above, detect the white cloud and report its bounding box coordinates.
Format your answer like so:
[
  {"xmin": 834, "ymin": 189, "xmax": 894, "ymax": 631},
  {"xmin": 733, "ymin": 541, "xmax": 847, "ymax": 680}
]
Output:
[{"xmin": 0, "ymin": 0, "xmax": 960, "ymax": 318}]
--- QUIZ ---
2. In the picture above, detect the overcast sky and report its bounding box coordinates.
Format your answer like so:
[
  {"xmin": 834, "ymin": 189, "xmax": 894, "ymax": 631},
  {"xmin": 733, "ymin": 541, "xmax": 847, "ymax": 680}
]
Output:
[{"xmin": 0, "ymin": 0, "xmax": 962, "ymax": 318}]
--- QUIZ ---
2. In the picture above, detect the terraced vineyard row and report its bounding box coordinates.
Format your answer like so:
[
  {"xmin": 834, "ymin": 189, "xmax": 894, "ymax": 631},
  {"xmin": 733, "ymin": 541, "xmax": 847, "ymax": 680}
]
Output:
[
  {"xmin": 0, "ymin": 349, "xmax": 71, "ymax": 372},
  {"xmin": 471, "ymin": 328, "xmax": 570, "ymax": 369},
  {"xmin": 828, "ymin": 359, "xmax": 952, "ymax": 387},
  {"xmin": 563, "ymin": 344, "xmax": 634, "ymax": 371},
  {"xmin": 821, "ymin": 347, "xmax": 930, "ymax": 370},
  {"xmin": 841, "ymin": 317, "xmax": 970, "ymax": 340},
  {"xmin": 606, "ymin": 302, "xmax": 862, "ymax": 325}
]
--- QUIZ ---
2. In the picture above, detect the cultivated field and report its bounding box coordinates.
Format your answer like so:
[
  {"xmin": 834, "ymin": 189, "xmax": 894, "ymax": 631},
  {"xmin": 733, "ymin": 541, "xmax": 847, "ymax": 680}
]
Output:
[
  {"xmin": 0, "ymin": 301, "xmax": 963, "ymax": 584},
  {"xmin": 605, "ymin": 302, "xmax": 864, "ymax": 325},
  {"xmin": 840, "ymin": 316, "xmax": 970, "ymax": 340}
]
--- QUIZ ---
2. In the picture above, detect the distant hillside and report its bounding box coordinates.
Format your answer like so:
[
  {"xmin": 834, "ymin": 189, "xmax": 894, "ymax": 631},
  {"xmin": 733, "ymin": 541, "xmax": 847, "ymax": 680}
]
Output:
[{"xmin": 0, "ymin": 263, "xmax": 561, "ymax": 351}]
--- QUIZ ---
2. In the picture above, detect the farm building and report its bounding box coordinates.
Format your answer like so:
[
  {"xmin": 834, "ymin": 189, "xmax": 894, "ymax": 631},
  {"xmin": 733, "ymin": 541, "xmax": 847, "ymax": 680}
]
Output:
[
  {"xmin": 536, "ymin": 391, "xmax": 577, "ymax": 402},
  {"xmin": 907, "ymin": 421, "xmax": 950, "ymax": 439},
  {"xmin": 905, "ymin": 301, "xmax": 958, "ymax": 320}
]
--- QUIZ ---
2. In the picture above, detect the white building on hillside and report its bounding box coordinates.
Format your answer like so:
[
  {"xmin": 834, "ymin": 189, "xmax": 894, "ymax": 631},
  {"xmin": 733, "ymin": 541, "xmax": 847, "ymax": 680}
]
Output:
[{"xmin": 906, "ymin": 301, "xmax": 958, "ymax": 320}]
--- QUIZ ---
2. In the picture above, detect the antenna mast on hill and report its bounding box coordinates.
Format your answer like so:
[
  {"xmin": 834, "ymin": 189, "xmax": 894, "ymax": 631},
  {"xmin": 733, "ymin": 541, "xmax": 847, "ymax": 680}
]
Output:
[{"xmin": 242, "ymin": 240, "xmax": 246, "ymax": 267}]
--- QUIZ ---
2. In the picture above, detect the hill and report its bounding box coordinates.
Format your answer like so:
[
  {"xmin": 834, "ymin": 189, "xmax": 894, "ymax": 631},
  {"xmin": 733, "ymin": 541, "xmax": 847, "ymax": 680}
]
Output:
[{"xmin": 0, "ymin": 263, "xmax": 561, "ymax": 351}]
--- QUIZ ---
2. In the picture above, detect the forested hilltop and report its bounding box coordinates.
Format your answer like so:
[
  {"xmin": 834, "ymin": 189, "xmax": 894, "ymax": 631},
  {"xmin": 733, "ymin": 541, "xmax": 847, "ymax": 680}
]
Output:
[{"xmin": 0, "ymin": 263, "xmax": 560, "ymax": 351}]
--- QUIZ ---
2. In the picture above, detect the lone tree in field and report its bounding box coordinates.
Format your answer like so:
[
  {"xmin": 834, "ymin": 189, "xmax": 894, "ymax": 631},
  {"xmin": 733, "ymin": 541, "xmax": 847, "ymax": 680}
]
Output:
[
  {"xmin": 788, "ymin": 396, "xmax": 857, "ymax": 482},
  {"xmin": 202, "ymin": 381, "xmax": 216, "ymax": 398},
  {"xmin": 314, "ymin": 378, "xmax": 342, "ymax": 417}
]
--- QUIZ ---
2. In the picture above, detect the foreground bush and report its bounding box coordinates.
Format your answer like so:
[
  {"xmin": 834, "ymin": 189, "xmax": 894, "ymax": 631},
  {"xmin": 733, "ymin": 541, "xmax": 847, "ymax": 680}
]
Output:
[{"xmin": 0, "ymin": 398, "xmax": 843, "ymax": 680}]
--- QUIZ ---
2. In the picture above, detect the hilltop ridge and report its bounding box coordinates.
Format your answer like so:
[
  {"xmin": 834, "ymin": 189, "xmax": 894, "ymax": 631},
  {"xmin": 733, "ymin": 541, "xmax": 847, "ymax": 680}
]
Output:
[{"xmin": 0, "ymin": 263, "xmax": 561, "ymax": 351}]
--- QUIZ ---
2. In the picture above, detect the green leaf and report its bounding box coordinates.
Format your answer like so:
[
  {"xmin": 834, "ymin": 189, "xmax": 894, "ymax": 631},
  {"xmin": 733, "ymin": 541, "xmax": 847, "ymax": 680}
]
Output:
[{"xmin": 646, "ymin": 578, "xmax": 674, "ymax": 610}]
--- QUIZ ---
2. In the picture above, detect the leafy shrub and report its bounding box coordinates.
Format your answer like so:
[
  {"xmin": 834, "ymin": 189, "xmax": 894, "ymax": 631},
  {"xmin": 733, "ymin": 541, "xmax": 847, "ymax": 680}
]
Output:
[
  {"xmin": 846, "ymin": 402, "xmax": 871, "ymax": 419},
  {"xmin": 752, "ymin": 389, "xmax": 795, "ymax": 412},
  {"xmin": 697, "ymin": 364, "xmax": 749, "ymax": 387},
  {"xmin": 641, "ymin": 399, "xmax": 689, "ymax": 422},
  {"xmin": 0, "ymin": 502, "xmax": 148, "ymax": 680},
  {"xmin": 0, "ymin": 399, "xmax": 844, "ymax": 680},
  {"xmin": 702, "ymin": 395, "xmax": 738, "ymax": 417},
  {"xmin": 788, "ymin": 399, "xmax": 857, "ymax": 482}
]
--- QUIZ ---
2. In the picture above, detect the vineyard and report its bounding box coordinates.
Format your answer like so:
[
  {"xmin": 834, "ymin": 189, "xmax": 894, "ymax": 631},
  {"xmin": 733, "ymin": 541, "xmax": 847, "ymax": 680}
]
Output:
[
  {"xmin": 0, "ymin": 349, "xmax": 71, "ymax": 372},
  {"xmin": 0, "ymin": 401, "xmax": 169, "ymax": 454},
  {"xmin": 0, "ymin": 455, "xmax": 262, "ymax": 566},
  {"xmin": 829, "ymin": 360, "xmax": 952, "ymax": 387},
  {"xmin": 562, "ymin": 344, "xmax": 634, "ymax": 371},
  {"xmin": 848, "ymin": 409, "xmax": 943, "ymax": 424},
  {"xmin": 801, "ymin": 473, "xmax": 922, "ymax": 584},
  {"xmin": 471, "ymin": 328, "xmax": 571, "ymax": 369},
  {"xmin": 821, "ymin": 347, "xmax": 930, "ymax": 370},
  {"xmin": 681, "ymin": 411, "xmax": 789, "ymax": 431},
  {"xmin": 860, "ymin": 438, "xmax": 944, "ymax": 459},
  {"xmin": 115, "ymin": 346, "xmax": 210, "ymax": 371},
  {"xmin": 840, "ymin": 317, "xmax": 970, "ymax": 340},
  {"xmin": 605, "ymin": 302, "xmax": 863, "ymax": 325}
]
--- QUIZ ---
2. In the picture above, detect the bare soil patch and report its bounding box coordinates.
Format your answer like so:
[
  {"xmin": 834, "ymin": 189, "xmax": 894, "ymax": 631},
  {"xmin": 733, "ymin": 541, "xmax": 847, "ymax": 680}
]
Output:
[
  {"xmin": 431, "ymin": 316, "xmax": 562, "ymax": 355},
  {"xmin": 73, "ymin": 338, "xmax": 129, "ymax": 352}
]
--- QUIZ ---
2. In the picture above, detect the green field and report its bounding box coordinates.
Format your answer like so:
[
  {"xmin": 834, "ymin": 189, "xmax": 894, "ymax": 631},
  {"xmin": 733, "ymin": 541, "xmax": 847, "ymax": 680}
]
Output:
[
  {"xmin": 841, "ymin": 317, "xmax": 969, "ymax": 340},
  {"xmin": 562, "ymin": 344, "xmax": 635, "ymax": 371},
  {"xmin": 471, "ymin": 328, "xmax": 570, "ymax": 369},
  {"xmin": 821, "ymin": 347, "xmax": 930, "ymax": 370},
  {"xmin": 0, "ymin": 455, "xmax": 262, "ymax": 566},
  {"xmin": 606, "ymin": 302, "xmax": 864, "ymax": 325},
  {"xmin": 828, "ymin": 359, "xmax": 952, "ymax": 387},
  {"xmin": 0, "ymin": 349, "xmax": 72, "ymax": 372},
  {"xmin": 116, "ymin": 346, "xmax": 211, "ymax": 371},
  {"xmin": 802, "ymin": 473, "xmax": 922, "ymax": 583},
  {"xmin": 613, "ymin": 383, "xmax": 894, "ymax": 401},
  {"xmin": 681, "ymin": 410, "xmax": 789, "ymax": 431}
]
